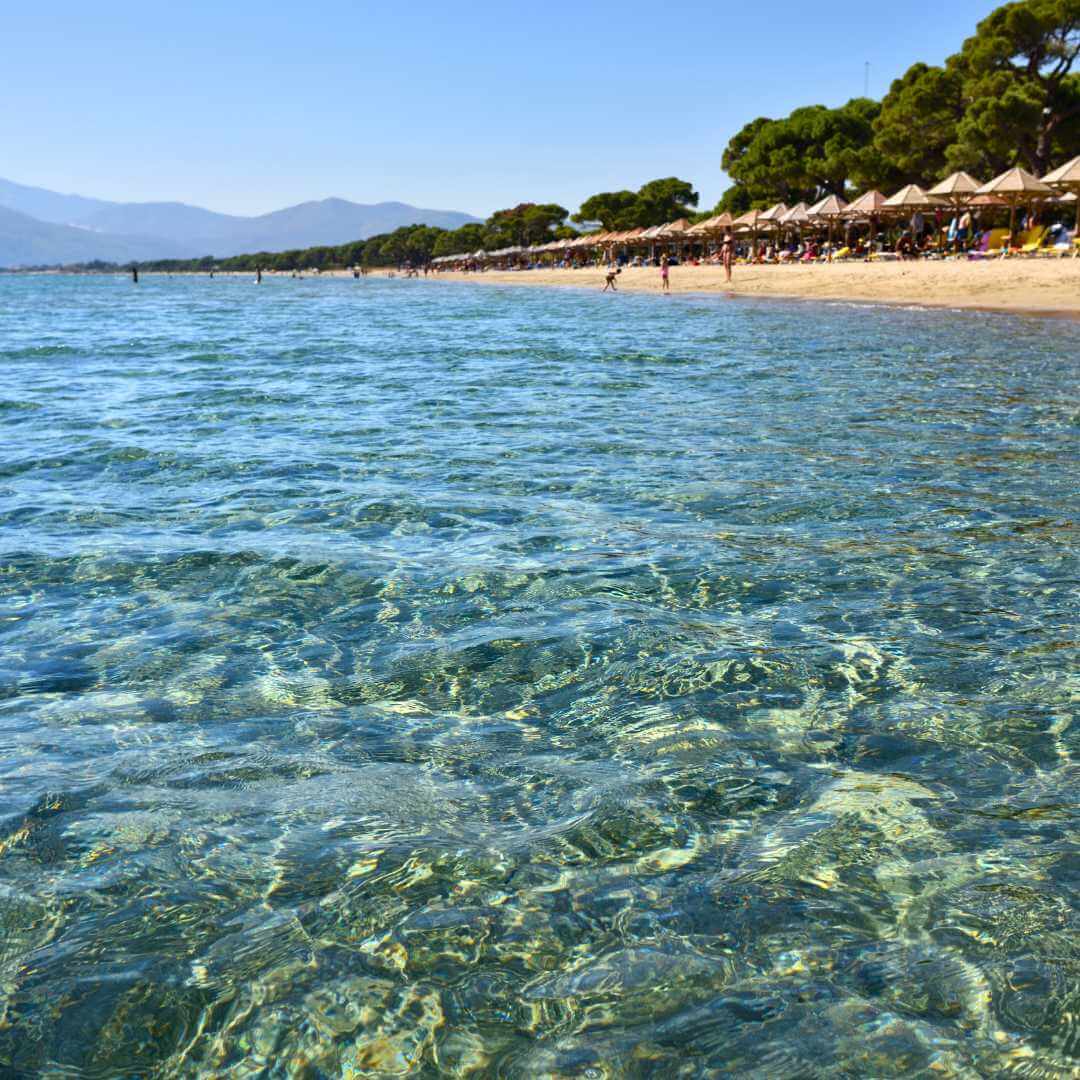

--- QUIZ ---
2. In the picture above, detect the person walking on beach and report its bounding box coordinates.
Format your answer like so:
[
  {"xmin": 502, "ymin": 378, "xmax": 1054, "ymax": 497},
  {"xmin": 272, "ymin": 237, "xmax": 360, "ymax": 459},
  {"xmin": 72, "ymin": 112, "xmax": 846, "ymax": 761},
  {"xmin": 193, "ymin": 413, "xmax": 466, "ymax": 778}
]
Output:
[
  {"xmin": 602, "ymin": 267, "xmax": 620, "ymax": 292},
  {"xmin": 660, "ymin": 253, "xmax": 670, "ymax": 293},
  {"xmin": 721, "ymin": 233, "xmax": 733, "ymax": 283}
]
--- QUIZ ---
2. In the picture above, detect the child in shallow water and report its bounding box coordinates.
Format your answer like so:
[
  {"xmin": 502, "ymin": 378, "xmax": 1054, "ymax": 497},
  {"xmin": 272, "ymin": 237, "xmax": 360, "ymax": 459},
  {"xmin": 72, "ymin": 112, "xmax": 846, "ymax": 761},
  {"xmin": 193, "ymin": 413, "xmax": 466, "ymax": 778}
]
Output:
[{"xmin": 660, "ymin": 254, "xmax": 670, "ymax": 292}]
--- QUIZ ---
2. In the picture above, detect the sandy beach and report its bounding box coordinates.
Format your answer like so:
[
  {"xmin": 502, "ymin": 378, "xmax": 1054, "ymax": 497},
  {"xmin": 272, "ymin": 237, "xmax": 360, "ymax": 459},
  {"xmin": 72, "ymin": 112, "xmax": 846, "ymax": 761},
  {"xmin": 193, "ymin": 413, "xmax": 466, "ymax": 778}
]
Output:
[{"xmin": 423, "ymin": 259, "xmax": 1080, "ymax": 317}]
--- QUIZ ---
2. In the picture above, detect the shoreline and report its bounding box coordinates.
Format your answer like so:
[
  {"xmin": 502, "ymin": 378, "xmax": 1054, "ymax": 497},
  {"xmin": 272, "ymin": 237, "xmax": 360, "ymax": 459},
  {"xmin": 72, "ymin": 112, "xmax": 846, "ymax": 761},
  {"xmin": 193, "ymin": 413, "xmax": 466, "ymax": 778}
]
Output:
[
  {"xmin": 14, "ymin": 261, "xmax": 1080, "ymax": 318},
  {"xmin": 419, "ymin": 261, "xmax": 1080, "ymax": 318}
]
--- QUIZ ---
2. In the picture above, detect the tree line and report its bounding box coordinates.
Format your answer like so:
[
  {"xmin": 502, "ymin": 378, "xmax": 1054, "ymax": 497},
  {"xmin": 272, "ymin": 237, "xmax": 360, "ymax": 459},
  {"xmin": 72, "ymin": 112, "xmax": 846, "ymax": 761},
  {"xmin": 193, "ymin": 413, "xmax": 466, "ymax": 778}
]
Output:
[
  {"xmin": 59, "ymin": 180, "xmax": 701, "ymax": 273},
  {"xmin": 55, "ymin": 0, "xmax": 1077, "ymax": 274},
  {"xmin": 717, "ymin": 0, "xmax": 1079, "ymax": 212}
]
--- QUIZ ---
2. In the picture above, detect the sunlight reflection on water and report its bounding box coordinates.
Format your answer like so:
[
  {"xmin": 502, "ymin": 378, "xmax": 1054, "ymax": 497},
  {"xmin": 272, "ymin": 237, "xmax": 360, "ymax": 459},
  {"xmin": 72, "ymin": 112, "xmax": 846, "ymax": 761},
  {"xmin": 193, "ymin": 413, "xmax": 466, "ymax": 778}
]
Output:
[{"xmin": 0, "ymin": 274, "xmax": 1078, "ymax": 1076}]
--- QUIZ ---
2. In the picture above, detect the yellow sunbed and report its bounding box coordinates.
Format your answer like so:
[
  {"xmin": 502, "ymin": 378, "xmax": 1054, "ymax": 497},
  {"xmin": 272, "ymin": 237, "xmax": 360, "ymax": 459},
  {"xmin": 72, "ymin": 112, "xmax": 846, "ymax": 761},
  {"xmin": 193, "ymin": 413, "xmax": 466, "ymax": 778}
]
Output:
[
  {"xmin": 984, "ymin": 228, "xmax": 1012, "ymax": 257},
  {"xmin": 1018, "ymin": 227, "xmax": 1047, "ymax": 255}
]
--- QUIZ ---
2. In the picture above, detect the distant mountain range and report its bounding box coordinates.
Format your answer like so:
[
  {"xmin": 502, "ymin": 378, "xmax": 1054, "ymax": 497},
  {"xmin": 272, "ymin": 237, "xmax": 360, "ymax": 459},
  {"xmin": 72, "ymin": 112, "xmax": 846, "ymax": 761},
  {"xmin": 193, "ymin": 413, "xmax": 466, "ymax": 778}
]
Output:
[{"xmin": 0, "ymin": 176, "xmax": 482, "ymax": 267}]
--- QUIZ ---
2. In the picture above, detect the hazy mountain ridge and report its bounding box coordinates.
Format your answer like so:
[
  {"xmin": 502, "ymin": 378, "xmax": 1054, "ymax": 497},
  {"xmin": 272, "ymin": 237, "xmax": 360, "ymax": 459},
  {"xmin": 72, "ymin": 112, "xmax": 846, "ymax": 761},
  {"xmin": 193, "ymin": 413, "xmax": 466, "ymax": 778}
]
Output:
[
  {"xmin": 0, "ymin": 206, "xmax": 200, "ymax": 267},
  {"xmin": 0, "ymin": 177, "xmax": 481, "ymax": 266}
]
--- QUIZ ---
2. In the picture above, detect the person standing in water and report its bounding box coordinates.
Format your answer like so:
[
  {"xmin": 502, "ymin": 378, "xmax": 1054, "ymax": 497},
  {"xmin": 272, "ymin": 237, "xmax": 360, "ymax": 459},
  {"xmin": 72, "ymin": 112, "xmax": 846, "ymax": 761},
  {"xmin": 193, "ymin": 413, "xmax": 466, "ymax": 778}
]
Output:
[
  {"xmin": 131, "ymin": 265, "xmax": 138, "ymax": 284},
  {"xmin": 602, "ymin": 266, "xmax": 620, "ymax": 292},
  {"xmin": 256, "ymin": 267, "xmax": 262, "ymax": 284},
  {"xmin": 721, "ymin": 232, "xmax": 734, "ymax": 284},
  {"xmin": 660, "ymin": 253, "xmax": 670, "ymax": 293}
]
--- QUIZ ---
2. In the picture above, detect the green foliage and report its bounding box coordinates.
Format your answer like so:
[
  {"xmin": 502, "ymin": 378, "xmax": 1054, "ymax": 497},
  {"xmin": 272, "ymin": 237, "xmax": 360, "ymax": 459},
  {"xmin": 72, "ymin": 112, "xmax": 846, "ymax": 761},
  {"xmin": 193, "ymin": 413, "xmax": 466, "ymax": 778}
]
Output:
[
  {"xmin": 721, "ymin": 100, "xmax": 888, "ymax": 206},
  {"xmin": 951, "ymin": 0, "xmax": 1080, "ymax": 173},
  {"xmin": 713, "ymin": 185, "xmax": 753, "ymax": 214},
  {"xmin": 874, "ymin": 63, "xmax": 966, "ymax": 182},
  {"xmin": 483, "ymin": 203, "xmax": 569, "ymax": 247},
  {"xmin": 635, "ymin": 178, "xmax": 699, "ymax": 224},
  {"xmin": 433, "ymin": 223, "xmax": 486, "ymax": 257},
  {"xmin": 720, "ymin": 0, "xmax": 1080, "ymax": 208},
  {"xmin": 572, "ymin": 190, "xmax": 639, "ymax": 230},
  {"xmin": 571, "ymin": 178, "xmax": 698, "ymax": 231}
]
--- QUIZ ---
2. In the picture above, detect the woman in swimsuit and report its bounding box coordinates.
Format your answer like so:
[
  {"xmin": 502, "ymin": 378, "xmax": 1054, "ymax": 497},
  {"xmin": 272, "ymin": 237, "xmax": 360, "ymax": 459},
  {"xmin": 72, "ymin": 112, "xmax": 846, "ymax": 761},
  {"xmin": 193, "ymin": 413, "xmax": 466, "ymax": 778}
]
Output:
[{"xmin": 721, "ymin": 233, "xmax": 733, "ymax": 283}]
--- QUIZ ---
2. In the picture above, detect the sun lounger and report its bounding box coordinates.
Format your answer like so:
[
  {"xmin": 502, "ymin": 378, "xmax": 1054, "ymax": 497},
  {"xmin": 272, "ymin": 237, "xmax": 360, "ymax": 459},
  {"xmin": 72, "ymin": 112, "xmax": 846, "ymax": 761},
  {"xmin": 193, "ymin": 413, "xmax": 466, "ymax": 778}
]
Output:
[
  {"xmin": 969, "ymin": 228, "xmax": 1010, "ymax": 258},
  {"xmin": 1014, "ymin": 227, "xmax": 1047, "ymax": 256}
]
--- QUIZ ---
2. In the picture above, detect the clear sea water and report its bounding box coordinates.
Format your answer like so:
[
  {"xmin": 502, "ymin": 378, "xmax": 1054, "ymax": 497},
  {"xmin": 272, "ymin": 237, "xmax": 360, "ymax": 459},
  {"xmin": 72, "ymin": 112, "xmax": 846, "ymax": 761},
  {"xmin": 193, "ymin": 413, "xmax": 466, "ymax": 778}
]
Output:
[{"xmin": 1, "ymin": 273, "xmax": 1078, "ymax": 1078}]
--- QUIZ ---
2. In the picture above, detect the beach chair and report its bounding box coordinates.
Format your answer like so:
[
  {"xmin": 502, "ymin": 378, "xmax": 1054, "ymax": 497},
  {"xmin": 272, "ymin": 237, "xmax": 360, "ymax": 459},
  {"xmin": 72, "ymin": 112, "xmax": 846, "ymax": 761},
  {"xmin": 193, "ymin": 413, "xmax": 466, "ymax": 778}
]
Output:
[
  {"xmin": 983, "ymin": 229, "xmax": 1012, "ymax": 258},
  {"xmin": 1016, "ymin": 227, "xmax": 1047, "ymax": 256}
]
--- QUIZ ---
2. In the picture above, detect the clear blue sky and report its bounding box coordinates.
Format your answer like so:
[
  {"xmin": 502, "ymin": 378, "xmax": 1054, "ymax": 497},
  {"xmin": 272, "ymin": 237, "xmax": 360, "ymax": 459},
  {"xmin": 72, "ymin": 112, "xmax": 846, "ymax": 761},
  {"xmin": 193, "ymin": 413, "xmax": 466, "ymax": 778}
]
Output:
[{"xmin": 6, "ymin": 1, "xmax": 1003, "ymax": 218}]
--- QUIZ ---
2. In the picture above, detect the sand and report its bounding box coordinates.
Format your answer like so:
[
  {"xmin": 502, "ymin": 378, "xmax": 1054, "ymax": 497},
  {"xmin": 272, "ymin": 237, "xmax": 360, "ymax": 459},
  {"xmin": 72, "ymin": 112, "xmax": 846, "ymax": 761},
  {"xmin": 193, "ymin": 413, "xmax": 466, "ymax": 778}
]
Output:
[{"xmin": 421, "ymin": 259, "xmax": 1080, "ymax": 317}]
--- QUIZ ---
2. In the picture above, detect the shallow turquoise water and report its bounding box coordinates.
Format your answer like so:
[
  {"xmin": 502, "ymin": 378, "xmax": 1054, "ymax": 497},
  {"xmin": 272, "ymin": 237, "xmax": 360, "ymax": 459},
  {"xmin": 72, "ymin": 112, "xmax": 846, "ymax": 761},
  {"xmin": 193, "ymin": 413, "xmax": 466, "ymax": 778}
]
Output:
[{"xmin": 1, "ymin": 273, "xmax": 1078, "ymax": 1077}]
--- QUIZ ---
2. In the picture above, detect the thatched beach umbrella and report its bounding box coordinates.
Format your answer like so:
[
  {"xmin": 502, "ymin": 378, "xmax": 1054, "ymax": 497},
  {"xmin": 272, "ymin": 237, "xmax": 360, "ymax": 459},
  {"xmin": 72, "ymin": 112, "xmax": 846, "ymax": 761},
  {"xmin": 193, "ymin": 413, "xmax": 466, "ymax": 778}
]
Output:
[
  {"xmin": 1042, "ymin": 155, "xmax": 1080, "ymax": 233},
  {"xmin": 757, "ymin": 203, "xmax": 789, "ymax": 250},
  {"xmin": 807, "ymin": 194, "xmax": 849, "ymax": 251},
  {"xmin": 974, "ymin": 167, "xmax": 1053, "ymax": 246},
  {"xmin": 883, "ymin": 184, "xmax": 945, "ymax": 247},
  {"xmin": 928, "ymin": 170, "xmax": 983, "ymax": 206},
  {"xmin": 638, "ymin": 224, "xmax": 666, "ymax": 261},
  {"xmin": 656, "ymin": 218, "xmax": 691, "ymax": 259},
  {"xmin": 883, "ymin": 184, "xmax": 944, "ymax": 211},
  {"xmin": 777, "ymin": 203, "xmax": 809, "ymax": 247},
  {"xmin": 685, "ymin": 213, "xmax": 733, "ymax": 257},
  {"xmin": 926, "ymin": 171, "xmax": 983, "ymax": 249},
  {"xmin": 779, "ymin": 203, "xmax": 809, "ymax": 225},
  {"xmin": 844, "ymin": 190, "xmax": 887, "ymax": 249},
  {"xmin": 732, "ymin": 208, "xmax": 770, "ymax": 258}
]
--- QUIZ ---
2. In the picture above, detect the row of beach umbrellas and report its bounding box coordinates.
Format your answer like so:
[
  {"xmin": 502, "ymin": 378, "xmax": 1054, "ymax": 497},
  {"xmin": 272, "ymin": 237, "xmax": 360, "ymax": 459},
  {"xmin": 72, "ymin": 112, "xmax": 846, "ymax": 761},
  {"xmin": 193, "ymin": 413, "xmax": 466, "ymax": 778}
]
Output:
[{"xmin": 431, "ymin": 158, "xmax": 1080, "ymax": 263}]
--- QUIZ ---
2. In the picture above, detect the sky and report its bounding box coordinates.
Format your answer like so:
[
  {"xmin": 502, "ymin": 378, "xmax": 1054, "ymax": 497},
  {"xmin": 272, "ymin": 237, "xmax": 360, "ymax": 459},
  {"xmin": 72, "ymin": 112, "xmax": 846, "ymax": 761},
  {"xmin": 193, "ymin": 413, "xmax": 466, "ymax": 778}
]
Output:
[{"xmin": 5, "ymin": 1, "xmax": 1005, "ymax": 219}]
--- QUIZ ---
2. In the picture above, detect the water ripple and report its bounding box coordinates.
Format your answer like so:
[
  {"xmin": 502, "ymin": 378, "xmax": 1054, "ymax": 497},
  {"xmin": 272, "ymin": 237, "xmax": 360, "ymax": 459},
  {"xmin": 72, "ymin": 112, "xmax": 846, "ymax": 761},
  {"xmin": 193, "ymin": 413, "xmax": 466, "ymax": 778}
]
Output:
[{"xmin": 0, "ymin": 274, "xmax": 1077, "ymax": 1076}]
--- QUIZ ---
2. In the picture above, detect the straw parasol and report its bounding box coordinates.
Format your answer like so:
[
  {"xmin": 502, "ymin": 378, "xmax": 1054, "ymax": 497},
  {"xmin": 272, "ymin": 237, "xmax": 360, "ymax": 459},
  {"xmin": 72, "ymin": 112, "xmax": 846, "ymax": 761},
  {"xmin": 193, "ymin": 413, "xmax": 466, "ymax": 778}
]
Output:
[
  {"xmin": 974, "ymin": 167, "xmax": 1053, "ymax": 245},
  {"xmin": 732, "ymin": 208, "xmax": 770, "ymax": 257},
  {"xmin": 807, "ymin": 194, "xmax": 849, "ymax": 251},
  {"xmin": 776, "ymin": 202, "xmax": 809, "ymax": 246},
  {"xmin": 759, "ymin": 202, "xmax": 789, "ymax": 226},
  {"xmin": 687, "ymin": 212, "xmax": 733, "ymax": 236},
  {"xmin": 844, "ymin": 190, "xmax": 887, "ymax": 217},
  {"xmin": 883, "ymin": 184, "xmax": 945, "ymax": 211},
  {"xmin": 928, "ymin": 171, "xmax": 983, "ymax": 204},
  {"xmin": 925, "ymin": 171, "xmax": 984, "ymax": 249},
  {"xmin": 1042, "ymin": 155, "xmax": 1080, "ymax": 233},
  {"xmin": 844, "ymin": 190, "xmax": 887, "ymax": 249}
]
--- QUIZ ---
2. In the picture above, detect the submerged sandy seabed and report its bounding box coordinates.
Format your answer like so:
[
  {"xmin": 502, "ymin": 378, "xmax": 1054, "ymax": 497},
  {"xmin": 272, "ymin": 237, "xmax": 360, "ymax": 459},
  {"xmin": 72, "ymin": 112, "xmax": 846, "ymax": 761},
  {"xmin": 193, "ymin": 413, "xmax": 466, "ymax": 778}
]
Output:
[{"xmin": 417, "ymin": 259, "xmax": 1080, "ymax": 317}]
